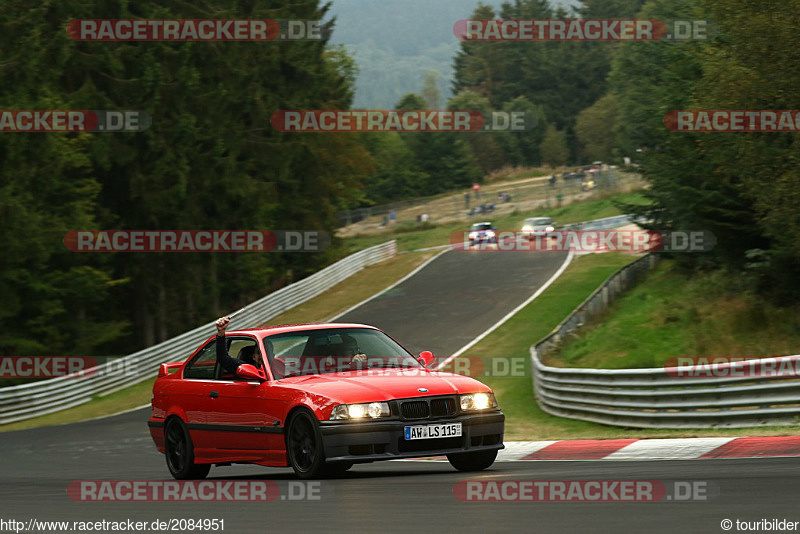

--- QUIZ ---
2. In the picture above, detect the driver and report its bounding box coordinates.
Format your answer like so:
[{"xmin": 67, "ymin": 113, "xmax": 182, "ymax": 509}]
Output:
[
  {"xmin": 215, "ymin": 316, "xmax": 261, "ymax": 375},
  {"xmin": 341, "ymin": 334, "xmax": 367, "ymax": 366}
]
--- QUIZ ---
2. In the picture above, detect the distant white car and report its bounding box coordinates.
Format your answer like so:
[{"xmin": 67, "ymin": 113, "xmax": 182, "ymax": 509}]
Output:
[
  {"xmin": 521, "ymin": 217, "xmax": 556, "ymax": 240},
  {"xmin": 468, "ymin": 222, "xmax": 497, "ymax": 246}
]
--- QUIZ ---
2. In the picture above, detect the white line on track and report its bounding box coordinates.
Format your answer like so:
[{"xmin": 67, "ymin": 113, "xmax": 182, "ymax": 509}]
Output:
[
  {"xmin": 327, "ymin": 248, "xmax": 450, "ymax": 322},
  {"xmin": 435, "ymin": 248, "xmax": 575, "ymax": 370}
]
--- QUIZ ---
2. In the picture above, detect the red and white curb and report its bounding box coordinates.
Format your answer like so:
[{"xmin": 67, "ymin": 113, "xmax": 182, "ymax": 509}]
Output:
[{"xmin": 399, "ymin": 436, "xmax": 800, "ymax": 462}]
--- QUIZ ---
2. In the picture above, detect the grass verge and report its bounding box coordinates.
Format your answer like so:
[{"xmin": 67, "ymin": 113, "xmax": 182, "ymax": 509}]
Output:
[
  {"xmin": 552, "ymin": 260, "xmax": 800, "ymax": 369},
  {"xmin": 457, "ymin": 254, "xmax": 800, "ymax": 440}
]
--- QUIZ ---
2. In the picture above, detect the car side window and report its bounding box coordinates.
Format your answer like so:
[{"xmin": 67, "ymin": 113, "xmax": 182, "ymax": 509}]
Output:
[
  {"xmin": 183, "ymin": 341, "xmax": 217, "ymax": 380},
  {"xmin": 218, "ymin": 338, "xmax": 260, "ymax": 380}
]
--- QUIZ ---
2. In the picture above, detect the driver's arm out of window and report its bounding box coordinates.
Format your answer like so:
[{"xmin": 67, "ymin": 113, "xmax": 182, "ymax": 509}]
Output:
[{"xmin": 216, "ymin": 335, "xmax": 241, "ymax": 375}]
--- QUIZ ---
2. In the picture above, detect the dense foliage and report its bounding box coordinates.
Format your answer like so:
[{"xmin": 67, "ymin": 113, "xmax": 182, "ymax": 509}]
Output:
[{"xmin": 2, "ymin": 0, "xmax": 798, "ymax": 358}]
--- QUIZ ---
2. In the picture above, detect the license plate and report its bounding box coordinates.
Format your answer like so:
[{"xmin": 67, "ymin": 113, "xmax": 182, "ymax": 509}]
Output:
[{"xmin": 404, "ymin": 423, "xmax": 462, "ymax": 440}]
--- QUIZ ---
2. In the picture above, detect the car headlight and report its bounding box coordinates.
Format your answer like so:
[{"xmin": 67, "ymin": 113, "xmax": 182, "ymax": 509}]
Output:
[
  {"xmin": 460, "ymin": 392, "xmax": 498, "ymax": 412},
  {"xmin": 545, "ymin": 226, "xmax": 554, "ymax": 232},
  {"xmin": 522, "ymin": 225, "xmax": 532, "ymax": 232},
  {"xmin": 486, "ymin": 231, "xmax": 495, "ymax": 238},
  {"xmin": 468, "ymin": 232, "xmax": 477, "ymax": 239},
  {"xmin": 330, "ymin": 402, "xmax": 391, "ymax": 420}
]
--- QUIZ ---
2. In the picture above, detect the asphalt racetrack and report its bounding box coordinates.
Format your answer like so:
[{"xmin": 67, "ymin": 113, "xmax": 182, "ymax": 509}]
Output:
[
  {"xmin": 1, "ymin": 248, "xmax": 798, "ymax": 533},
  {"xmin": 336, "ymin": 247, "xmax": 570, "ymax": 356},
  {"xmin": 1, "ymin": 411, "xmax": 799, "ymax": 533}
]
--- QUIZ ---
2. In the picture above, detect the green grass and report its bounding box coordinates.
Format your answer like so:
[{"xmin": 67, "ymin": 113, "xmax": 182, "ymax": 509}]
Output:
[
  {"xmin": 343, "ymin": 191, "xmax": 648, "ymax": 254},
  {"xmin": 457, "ymin": 255, "xmax": 800, "ymax": 440},
  {"xmin": 553, "ymin": 260, "xmax": 800, "ymax": 369}
]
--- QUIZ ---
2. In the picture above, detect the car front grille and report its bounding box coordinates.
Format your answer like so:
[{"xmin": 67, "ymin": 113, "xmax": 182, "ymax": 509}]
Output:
[
  {"xmin": 400, "ymin": 400, "xmax": 430, "ymax": 419},
  {"xmin": 430, "ymin": 398, "xmax": 456, "ymax": 417},
  {"xmin": 399, "ymin": 396, "xmax": 456, "ymax": 420}
]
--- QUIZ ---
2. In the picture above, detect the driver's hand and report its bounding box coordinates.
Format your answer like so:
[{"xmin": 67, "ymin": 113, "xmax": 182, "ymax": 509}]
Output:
[
  {"xmin": 215, "ymin": 316, "xmax": 230, "ymax": 336},
  {"xmin": 351, "ymin": 353, "xmax": 367, "ymax": 364}
]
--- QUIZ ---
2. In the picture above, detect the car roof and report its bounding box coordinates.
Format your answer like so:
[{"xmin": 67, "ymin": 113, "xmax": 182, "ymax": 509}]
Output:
[{"xmin": 227, "ymin": 322, "xmax": 380, "ymax": 338}]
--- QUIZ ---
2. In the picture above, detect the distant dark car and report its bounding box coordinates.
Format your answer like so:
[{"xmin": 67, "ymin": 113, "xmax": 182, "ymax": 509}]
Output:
[{"xmin": 468, "ymin": 222, "xmax": 497, "ymax": 247}]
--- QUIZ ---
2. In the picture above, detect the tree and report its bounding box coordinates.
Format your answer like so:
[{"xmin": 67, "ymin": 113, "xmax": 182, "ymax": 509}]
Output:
[
  {"xmin": 395, "ymin": 93, "xmax": 427, "ymax": 111},
  {"xmin": 0, "ymin": 0, "xmax": 371, "ymax": 353},
  {"xmin": 421, "ymin": 71, "xmax": 441, "ymax": 110},
  {"xmin": 575, "ymin": 93, "xmax": 619, "ymax": 162},
  {"xmin": 609, "ymin": 0, "xmax": 767, "ymax": 277},
  {"xmin": 360, "ymin": 132, "xmax": 429, "ymax": 202},
  {"xmin": 447, "ymin": 90, "xmax": 506, "ymax": 174},
  {"xmin": 500, "ymin": 96, "xmax": 547, "ymax": 166},
  {"xmin": 540, "ymin": 125, "xmax": 570, "ymax": 167}
]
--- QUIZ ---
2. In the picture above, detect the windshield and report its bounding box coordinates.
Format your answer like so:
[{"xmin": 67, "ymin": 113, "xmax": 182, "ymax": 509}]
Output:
[
  {"xmin": 526, "ymin": 218, "xmax": 552, "ymax": 226},
  {"xmin": 263, "ymin": 328, "xmax": 421, "ymax": 379},
  {"xmin": 470, "ymin": 223, "xmax": 493, "ymax": 231}
]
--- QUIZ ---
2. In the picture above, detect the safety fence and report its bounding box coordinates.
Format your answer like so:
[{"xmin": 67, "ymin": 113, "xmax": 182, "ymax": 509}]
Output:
[
  {"xmin": 531, "ymin": 254, "xmax": 800, "ymax": 428},
  {"xmin": 0, "ymin": 241, "xmax": 397, "ymax": 425}
]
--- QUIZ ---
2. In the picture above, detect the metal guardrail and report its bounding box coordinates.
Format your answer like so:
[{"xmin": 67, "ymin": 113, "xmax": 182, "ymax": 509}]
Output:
[
  {"xmin": 560, "ymin": 214, "xmax": 636, "ymax": 231},
  {"xmin": 0, "ymin": 241, "xmax": 397, "ymax": 425},
  {"xmin": 530, "ymin": 254, "xmax": 800, "ymax": 428}
]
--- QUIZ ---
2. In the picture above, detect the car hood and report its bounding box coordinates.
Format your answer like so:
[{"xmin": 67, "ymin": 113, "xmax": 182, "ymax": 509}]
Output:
[{"xmin": 277, "ymin": 368, "xmax": 491, "ymax": 404}]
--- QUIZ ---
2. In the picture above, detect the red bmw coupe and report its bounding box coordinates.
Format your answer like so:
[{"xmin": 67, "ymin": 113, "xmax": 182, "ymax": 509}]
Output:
[{"xmin": 148, "ymin": 323, "xmax": 505, "ymax": 479}]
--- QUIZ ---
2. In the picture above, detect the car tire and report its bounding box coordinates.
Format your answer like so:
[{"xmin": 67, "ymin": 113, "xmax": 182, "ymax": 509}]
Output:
[
  {"xmin": 164, "ymin": 418, "xmax": 211, "ymax": 480},
  {"xmin": 447, "ymin": 449, "xmax": 498, "ymax": 472},
  {"xmin": 286, "ymin": 410, "xmax": 328, "ymax": 479}
]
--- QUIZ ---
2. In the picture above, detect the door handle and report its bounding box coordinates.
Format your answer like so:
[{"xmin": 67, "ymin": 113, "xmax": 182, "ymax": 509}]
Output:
[{"xmin": 209, "ymin": 391, "xmax": 219, "ymax": 399}]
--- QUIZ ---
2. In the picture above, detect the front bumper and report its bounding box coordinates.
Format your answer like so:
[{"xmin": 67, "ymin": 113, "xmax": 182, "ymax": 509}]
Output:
[
  {"xmin": 319, "ymin": 411, "xmax": 504, "ymax": 463},
  {"xmin": 524, "ymin": 231, "xmax": 556, "ymax": 240}
]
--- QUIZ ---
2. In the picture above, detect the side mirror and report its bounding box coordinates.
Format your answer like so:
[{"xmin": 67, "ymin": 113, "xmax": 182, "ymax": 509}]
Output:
[
  {"xmin": 417, "ymin": 351, "xmax": 435, "ymax": 368},
  {"xmin": 236, "ymin": 364, "xmax": 266, "ymax": 382},
  {"xmin": 159, "ymin": 362, "xmax": 182, "ymax": 377}
]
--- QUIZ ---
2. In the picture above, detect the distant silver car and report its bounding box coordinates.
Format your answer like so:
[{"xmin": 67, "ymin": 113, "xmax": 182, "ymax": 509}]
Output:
[{"xmin": 521, "ymin": 217, "xmax": 556, "ymax": 240}]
